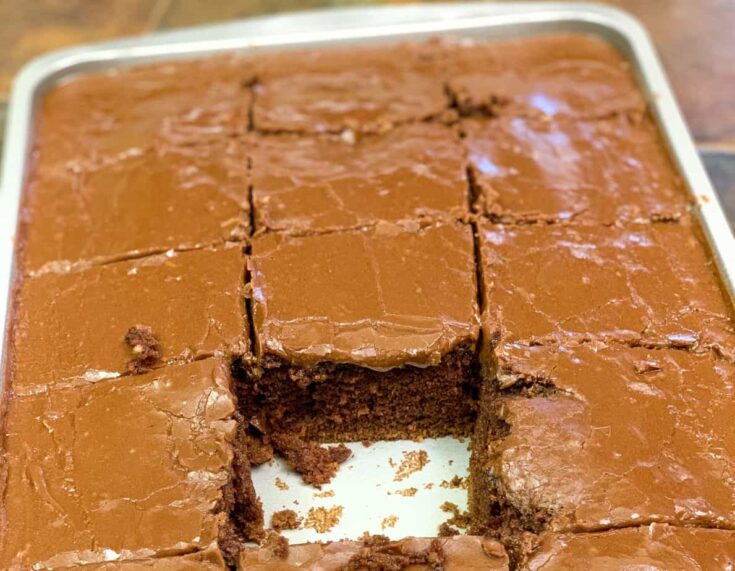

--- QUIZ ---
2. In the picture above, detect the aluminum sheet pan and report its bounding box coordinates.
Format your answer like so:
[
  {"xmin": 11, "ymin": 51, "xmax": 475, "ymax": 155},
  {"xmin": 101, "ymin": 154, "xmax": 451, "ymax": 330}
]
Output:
[{"xmin": 0, "ymin": 1, "xmax": 733, "ymax": 543}]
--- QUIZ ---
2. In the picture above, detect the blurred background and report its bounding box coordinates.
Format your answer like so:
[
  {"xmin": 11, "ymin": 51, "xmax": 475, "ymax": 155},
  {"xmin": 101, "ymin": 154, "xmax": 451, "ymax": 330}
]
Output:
[{"xmin": 1, "ymin": 0, "xmax": 733, "ymax": 227}]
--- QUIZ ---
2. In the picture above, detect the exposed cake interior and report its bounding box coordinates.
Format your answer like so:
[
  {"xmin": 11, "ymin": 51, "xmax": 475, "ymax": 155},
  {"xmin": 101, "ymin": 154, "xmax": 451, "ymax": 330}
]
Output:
[{"xmin": 237, "ymin": 341, "xmax": 478, "ymax": 442}]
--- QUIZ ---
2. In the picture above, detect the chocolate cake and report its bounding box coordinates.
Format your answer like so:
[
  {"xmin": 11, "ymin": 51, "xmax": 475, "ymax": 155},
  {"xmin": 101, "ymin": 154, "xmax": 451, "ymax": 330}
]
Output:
[
  {"xmin": 9, "ymin": 245, "xmax": 248, "ymax": 393},
  {"xmin": 521, "ymin": 525, "xmax": 735, "ymax": 570},
  {"xmin": 478, "ymin": 220, "xmax": 735, "ymax": 358},
  {"xmin": 245, "ymin": 221, "xmax": 480, "ymax": 441},
  {"xmin": 22, "ymin": 140, "xmax": 250, "ymax": 272},
  {"xmin": 250, "ymin": 122, "xmax": 468, "ymax": 234},
  {"xmin": 238, "ymin": 535, "xmax": 510, "ymax": 570},
  {"xmin": 0, "ymin": 359, "xmax": 244, "ymax": 569},
  {"xmin": 2, "ymin": 32, "xmax": 734, "ymax": 570},
  {"xmin": 470, "ymin": 343, "xmax": 735, "ymax": 543},
  {"xmin": 463, "ymin": 115, "xmax": 687, "ymax": 224}
]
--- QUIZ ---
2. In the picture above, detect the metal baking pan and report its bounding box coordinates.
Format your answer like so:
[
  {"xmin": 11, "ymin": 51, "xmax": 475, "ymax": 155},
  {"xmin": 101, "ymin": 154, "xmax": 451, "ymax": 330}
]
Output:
[{"xmin": 1, "ymin": 1, "xmax": 733, "ymax": 542}]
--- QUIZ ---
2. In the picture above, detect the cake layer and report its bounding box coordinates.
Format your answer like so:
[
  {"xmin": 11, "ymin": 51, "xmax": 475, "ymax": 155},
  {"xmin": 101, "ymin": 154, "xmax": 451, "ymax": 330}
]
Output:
[
  {"xmin": 238, "ymin": 535, "xmax": 509, "ymax": 570},
  {"xmin": 522, "ymin": 525, "xmax": 735, "ymax": 570},
  {"xmin": 464, "ymin": 115, "xmax": 687, "ymax": 224},
  {"xmin": 479, "ymin": 221, "xmax": 735, "ymax": 355},
  {"xmin": 10, "ymin": 245, "xmax": 247, "ymax": 393},
  {"xmin": 251, "ymin": 42, "xmax": 447, "ymax": 133},
  {"xmin": 244, "ymin": 341, "xmax": 477, "ymax": 442},
  {"xmin": 251, "ymin": 123, "xmax": 468, "ymax": 234},
  {"xmin": 473, "ymin": 343, "xmax": 735, "ymax": 535},
  {"xmin": 446, "ymin": 34, "xmax": 645, "ymax": 119},
  {"xmin": 249, "ymin": 222, "xmax": 479, "ymax": 370},
  {"xmin": 0, "ymin": 359, "xmax": 236, "ymax": 570},
  {"xmin": 36, "ymin": 55, "xmax": 253, "ymax": 168},
  {"xmin": 22, "ymin": 140, "xmax": 249, "ymax": 273}
]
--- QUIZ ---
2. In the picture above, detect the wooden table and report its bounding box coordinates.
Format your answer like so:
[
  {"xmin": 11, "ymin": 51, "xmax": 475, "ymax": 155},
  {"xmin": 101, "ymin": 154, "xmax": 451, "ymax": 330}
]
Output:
[{"xmin": 1, "ymin": 0, "xmax": 733, "ymax": 226}]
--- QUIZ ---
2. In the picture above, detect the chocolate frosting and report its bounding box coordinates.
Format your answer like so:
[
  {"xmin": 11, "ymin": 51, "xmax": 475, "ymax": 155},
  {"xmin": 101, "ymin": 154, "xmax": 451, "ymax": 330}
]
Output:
[
  {"xmin": 0, "ymin": 359, "xmax": 236, "ymax": 570},
  {"xmin": 479, "ymin": 220, "xmax": 735, "ymax": 353},
  {"xmin": 524, "ymin": 525, "xmax": 735, "ymax": 570},
  {"xmin": 67, "ymin": 544, "xmax": 226, "ymax": 569},
  {"xmin": 251, "ymin": 123, "xmax": 468, "ymax": 234},
  {"xmin": 36, "ymin": 55, "xmax": 253, "ymax": 169},
  {"xmin": 251, "ymin": 43, "xmax": 447, "ymax": 133},
  {"xmin": 22, "ymin": 140, "xmax": 249, "ymax": 273},
  {"xmin": 249, "ymin": 222, "xmax": 480, "ymax": 369},
  {"xmin": 491, "ymin": 343, "xmax": 735, "ymax": 531},
  {"xmin": 464, "ymin": 115, "xmax": 687, "ymax": 224},
  {"xmin": 10, "ymin": 245, "xmax": 247, "ymax": 393},
  {"xmin": 445, "ymin": 34, "xmax": 645, "ymax": 119},
  {"xmin": 238, "ymin": 536, "xmax": 509, "ymax": 570}
]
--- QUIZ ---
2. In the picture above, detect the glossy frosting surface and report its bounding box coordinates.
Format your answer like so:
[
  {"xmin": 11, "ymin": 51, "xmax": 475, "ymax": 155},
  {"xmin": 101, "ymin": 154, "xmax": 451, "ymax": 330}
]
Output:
[
  {"xmin": 525, "ymin": 525, "xmax": 735, "ymax": 571},
  {"xmin": 249, "ymin": 222, "xmax": 479, "ymax": 369},
  {"xmin": 10, "ymin": 245, "xmax": 247, "ymax": 393},
  {"xmin": 23, "ymin": 140, "xmax": 249, "ymax": 273},
  {"xmin": 446, "ymin": 34, "xmax": 645, "ymax": 119},
  {"xmin": 479, "ymin": 221, "xmax": 734, "ymax": 352},
  {"xmin": 0, "ymin": 359, "xmax": 236, "ymax": 570},
  {"xmin": 252, "ymin": 43, "xmax": 446, "ymax": 133},
  {"xmin": 36, "ymin": 56, "xmax": 253, "ymax": 168},
  {"xmin": 492, "ymin": 343, "xmax": 735, "ymax": 530},
  {"xmin": 238, "ymin": 536, "xmax": 509, "ymax": 570},
  {"xmin": 464, "ymin": 116, "xmax": 687, "ymax": 223},
  {"xmin": 251, "ymin": 123, "xmax": 468, "ymax": 234}
]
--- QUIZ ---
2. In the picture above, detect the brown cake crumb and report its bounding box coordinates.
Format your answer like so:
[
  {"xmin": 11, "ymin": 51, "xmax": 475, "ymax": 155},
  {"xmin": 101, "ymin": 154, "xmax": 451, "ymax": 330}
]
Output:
[
  {"xmin": 304, "ymin": 505, "xmax": 344, "ymax": 533},
  {"xmin": 440, "ymin": 475, "xmax": 468, "ymax": 489},
  {"xmin": 393, "ymin": 450, "xmax": 429, "ymax": 482},
  {"xmin": 270, "ymin": 432, "xmax": 351, "ymax": 488},
  {"xmin": 345, "ymin": 536, "xmax": 445, "ymax": 570},
  {"xmin": 313, "ymin": 490, "xmax": 335, "ymax": 498},
  {"xmin": 262, "ymin": 530, "xmax": 289, "ymax": 559},
  {"xmin": 438, "ymin": 522, "xmax": 460, "ymax": 537},
  {"xmin": 424, "ymin": 482, "xmax": 434, "ymax": 490},
  {"xmin": 271, "ymin": 509, "xmax": 301, "ymax": 531},
  {"xmin": 245, "ymin": 430, "xmax": 275, "ymax": 466},
  {"xmin": 440, "ymin": 501, "xmax": 471, "ymax": 529},
  {"xmin": 124, "ymin": 325, "xmax": 160, "ymax": 373},
  {"xmin": 396, "ymin": 487, "xmax": 418, "ymax": 497},
  {"xmin": 381, "ymin": 515, "xmax": 399, "ymax": 530},
  {"xmin": 274, "ymin": 477, "xmax": 289, "ymax": 491}
]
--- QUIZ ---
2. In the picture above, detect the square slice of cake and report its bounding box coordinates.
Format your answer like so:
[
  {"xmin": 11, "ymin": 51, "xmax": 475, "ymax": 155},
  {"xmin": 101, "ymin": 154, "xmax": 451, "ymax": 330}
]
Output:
[
  {"xmin": 478, "ymin": 221, "xmax": 735, "ymax": 356},
  {"xmin": 245, "ymin": 222, "xmax": 480, "ymax": 441},
  {"xmin": 238, "ymin": 535, "xmax": 509, "ymax": 570},
  {"xmin": 520, "ymin": 525, "xmax": 735, "ymax": 571},
  {"xmin": 22, "ymin": 140, "xmax": 249, "ymax": 273},
  {"xmin": 0, "ymin": 359, "xmax": 246, "ymax": 570},
  {"xmin": 471, "ymin": 343, "xmax": 735, "ymax": 537},
  {"xmin": 10, "ymin": 245, "xmax": 247, "ymax": 393},
  {"xmin": 36, "ymin": 56, "xmax": 253, "ymax": 168},
  {"xmin": 251, "ymin": 43, "xmax": 446, "ymax": 134},
  {"xmin": 251, "ymin": 123, "xmax": 468, "ymax": 234},
  {"xmin": 446, "ymin": 34, "xmax": 645, "ymax": 119},
  {"xmin": 464, "ymin": 115, "xmax": 687, "ymax": 224}
]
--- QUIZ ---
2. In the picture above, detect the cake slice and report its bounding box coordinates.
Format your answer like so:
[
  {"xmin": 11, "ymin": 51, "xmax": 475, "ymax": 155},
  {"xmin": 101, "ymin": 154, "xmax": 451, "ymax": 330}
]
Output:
[
  {"xmin": 244, "ymin": 222, "xmax": 480, "ymax": 441},
  {"xmin": 22, "ymin": 139, "xmax": 250, "ymax": 273},
  {"xmin": 0, "ymin": 359, "xmax": 258, "ymax": 570},
  {"xmin": 9, "ymin": 244, "xmax": 247, "ymax": 393},
  {"xmin": 478, "ymin": 220, "xmax": 735, "ymax": 359},
  {"xmin": 471, "ymin": 343, "xmax": 735, "ymax": 539},
  {"xmin": 78, "ymin": 544, "xmax": 226, "ymax": 569},
  {"xmin": 446, "ymin": 34, "xmax": 645, "ymax": 119},
  {"xmin": 36, "ymin": 55, "xmax": 254, "ymax": 168},
  {"xmin": 463, "ymin": 115, "xmax": 687, "ymax": 224},
  {"xmin": 251, "ymin": 42, "xmax": 447, "ymax": 134},
  {"xmin": 238, "ymin": 535, "xmax": 509, "ymax": 570},
  {"xmin": 521, "ymin": 525, "xmax": 735, "ymax": 570},
  {"xmin": 251, "ymin": 123, "xmax": 468, "ymax": 234}
]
